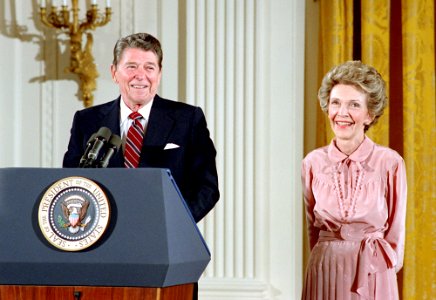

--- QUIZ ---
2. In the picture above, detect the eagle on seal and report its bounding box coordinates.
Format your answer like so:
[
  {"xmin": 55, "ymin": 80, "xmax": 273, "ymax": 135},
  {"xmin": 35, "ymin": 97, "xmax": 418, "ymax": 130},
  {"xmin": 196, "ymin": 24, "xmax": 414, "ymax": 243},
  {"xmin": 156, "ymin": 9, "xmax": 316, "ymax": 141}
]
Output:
[{"xmin": 61, "ymin": 198, "xmax": 90, "ymax": 233}]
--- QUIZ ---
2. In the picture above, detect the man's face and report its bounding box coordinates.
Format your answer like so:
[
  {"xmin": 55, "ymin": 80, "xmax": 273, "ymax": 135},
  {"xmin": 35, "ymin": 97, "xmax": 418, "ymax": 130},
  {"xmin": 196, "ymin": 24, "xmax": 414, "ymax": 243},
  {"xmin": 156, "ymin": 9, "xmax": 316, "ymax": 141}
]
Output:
[{"xmin": 111, "ymin": 48, "xmax": 162, "ymax": 111}]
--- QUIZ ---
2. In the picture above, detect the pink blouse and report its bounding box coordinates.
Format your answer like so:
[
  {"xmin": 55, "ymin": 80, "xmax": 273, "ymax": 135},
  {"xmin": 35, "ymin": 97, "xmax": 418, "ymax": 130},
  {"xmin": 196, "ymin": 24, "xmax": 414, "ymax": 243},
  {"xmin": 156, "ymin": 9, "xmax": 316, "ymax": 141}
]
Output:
[{"xmin": 302, "ymin": 137, "xmax": 407, "ymax": 299}]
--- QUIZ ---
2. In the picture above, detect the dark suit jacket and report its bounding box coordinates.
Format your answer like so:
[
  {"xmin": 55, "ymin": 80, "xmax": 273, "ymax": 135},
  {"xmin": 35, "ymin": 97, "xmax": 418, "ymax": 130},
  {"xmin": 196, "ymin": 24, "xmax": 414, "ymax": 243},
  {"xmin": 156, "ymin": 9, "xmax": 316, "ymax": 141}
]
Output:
[{"xmin": 63, "ymin": 95, "xmax": 219, "ymax": 222}]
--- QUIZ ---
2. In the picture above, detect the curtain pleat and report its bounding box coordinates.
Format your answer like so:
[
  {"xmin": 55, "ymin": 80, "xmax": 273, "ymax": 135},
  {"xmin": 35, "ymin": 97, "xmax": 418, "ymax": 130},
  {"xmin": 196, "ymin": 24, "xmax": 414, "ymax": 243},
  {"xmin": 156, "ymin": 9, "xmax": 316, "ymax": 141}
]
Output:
[
  {"xmin": 317, "ymin": 0, "xmax": 354, "ymax": 148},
  {"xmin": 361, "ymin": 0, "xmax": 390, "ymax": 146},
  {"xmin": 401, "ymin": 0, "xmax": 436, "ymax": 299}
]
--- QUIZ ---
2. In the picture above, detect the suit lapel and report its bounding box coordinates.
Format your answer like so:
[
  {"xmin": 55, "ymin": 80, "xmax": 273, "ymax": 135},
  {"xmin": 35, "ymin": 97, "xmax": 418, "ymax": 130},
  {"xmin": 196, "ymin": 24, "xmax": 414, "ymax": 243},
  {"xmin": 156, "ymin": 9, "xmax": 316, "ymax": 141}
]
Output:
[
  {"xmin": 98, "ymin": 98, "xmax": 122, "ymax": 136},
  {"xmin": 137, "ymin": 96, "xmax": 175, "ymax": 168},
  {"xmin": 143, "ymin": 96, "xmax": 175, "ymax": 147}
]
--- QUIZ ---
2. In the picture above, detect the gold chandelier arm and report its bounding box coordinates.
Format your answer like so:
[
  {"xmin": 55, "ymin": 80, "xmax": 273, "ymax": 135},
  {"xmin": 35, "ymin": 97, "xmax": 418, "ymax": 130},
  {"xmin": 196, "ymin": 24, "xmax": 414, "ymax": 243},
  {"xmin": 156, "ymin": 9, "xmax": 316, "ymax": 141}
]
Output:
[
  {"xmin": 39, "ymin": 1, "xmax": 111, "ymax": 107},
  {"xmin": 40, "ymin": 7, "xmax": 70, "ymax": 30},
  {"xmin": 80, "ymin": 6, "xmax": 112, "ymax": 32}
]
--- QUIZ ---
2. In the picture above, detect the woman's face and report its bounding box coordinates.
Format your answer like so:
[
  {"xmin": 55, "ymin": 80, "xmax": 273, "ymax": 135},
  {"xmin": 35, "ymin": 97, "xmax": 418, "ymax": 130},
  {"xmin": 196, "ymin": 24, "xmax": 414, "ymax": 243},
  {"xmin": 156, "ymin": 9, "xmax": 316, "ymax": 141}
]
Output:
[{"xmin": 328, "ymin": 84, "xmax": 374, "ymax": 144}]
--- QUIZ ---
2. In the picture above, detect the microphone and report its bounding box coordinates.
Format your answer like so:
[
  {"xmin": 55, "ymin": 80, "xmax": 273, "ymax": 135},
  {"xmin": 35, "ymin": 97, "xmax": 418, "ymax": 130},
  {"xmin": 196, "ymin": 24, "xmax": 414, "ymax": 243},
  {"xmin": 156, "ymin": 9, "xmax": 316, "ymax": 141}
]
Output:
[
  {"xmin": 79, "ymin": 133, "xmax": 97, "ymax": 167},
  {"xmin": 83, "ymin": 127, "xmax": 112, "ymax": 168},
  {"xmin": 98, "ymin": 134, "xmax": 122, "ymax": 168}
]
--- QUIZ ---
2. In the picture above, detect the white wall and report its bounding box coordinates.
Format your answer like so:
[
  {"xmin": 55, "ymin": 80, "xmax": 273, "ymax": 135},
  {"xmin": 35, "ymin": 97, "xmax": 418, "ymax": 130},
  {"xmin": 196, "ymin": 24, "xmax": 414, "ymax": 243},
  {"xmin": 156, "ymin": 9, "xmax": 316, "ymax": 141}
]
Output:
[{"xmin": 0, "ymin": 0, "xmax": 305, "ymax": 299}]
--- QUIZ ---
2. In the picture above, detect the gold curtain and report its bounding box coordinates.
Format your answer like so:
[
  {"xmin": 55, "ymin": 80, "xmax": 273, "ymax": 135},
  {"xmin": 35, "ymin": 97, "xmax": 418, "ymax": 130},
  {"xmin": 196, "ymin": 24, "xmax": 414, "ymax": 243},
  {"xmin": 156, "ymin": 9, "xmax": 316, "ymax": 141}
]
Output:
[
  {"xmin": 317, "ymin": 0, "xmax": 354, "ymax": 147},
  {"xmin": 361, "ymin": 0, "xmax": 390, "ymax": 146},
  {"xmin": 310, "ymin": 0, "xmax": 436, "ymax": 298},
  {"xmin": 401, "ymin": 0, "xmax": 435, "ymax": 299}
]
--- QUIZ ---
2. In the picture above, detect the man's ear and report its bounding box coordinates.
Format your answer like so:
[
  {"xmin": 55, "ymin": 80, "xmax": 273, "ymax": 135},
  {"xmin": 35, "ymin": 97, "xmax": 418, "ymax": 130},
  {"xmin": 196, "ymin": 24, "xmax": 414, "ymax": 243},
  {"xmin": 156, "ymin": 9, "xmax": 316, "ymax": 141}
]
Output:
[{"xmin": 110, "ymin": 64, "xmax": 118, "ymax": 83}]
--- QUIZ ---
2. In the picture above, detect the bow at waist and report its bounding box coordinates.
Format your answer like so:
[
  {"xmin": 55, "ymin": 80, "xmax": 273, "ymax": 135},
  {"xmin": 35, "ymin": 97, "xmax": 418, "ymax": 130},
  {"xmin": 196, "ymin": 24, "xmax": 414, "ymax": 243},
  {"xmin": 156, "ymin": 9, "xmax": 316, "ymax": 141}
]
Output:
[{"xmin": 319, "ymin": 226, "xmax": 397, "ymax": 299}]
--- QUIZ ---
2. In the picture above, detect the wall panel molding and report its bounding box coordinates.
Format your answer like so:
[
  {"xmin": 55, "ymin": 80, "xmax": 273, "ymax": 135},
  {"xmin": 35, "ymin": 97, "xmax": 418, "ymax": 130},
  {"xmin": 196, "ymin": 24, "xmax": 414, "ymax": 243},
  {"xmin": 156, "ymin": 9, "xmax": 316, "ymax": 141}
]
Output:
[
  {"xmin": 40, "ymin": 81, "xmax": 55, "ymax": 167},
  {"xmin": 183, "ymin": 1, "xmax": 305, "ymax": 299},
  {"xmin": 200, "ymin": 278, "xmax": 272, "ymax": 300}
]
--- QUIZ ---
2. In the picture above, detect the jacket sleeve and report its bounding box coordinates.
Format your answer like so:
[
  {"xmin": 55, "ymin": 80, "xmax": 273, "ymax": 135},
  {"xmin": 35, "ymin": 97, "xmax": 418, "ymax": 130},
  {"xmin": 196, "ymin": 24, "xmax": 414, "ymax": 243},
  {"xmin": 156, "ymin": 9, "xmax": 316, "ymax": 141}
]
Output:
[{"xmin": 184, "ymin": 107, "xmax": 220, "ymax": 222}]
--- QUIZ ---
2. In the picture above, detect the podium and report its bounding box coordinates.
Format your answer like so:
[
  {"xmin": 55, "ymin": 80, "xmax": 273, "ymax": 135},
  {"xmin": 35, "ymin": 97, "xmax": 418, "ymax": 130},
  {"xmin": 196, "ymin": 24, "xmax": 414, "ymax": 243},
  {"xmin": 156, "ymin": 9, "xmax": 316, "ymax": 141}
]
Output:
[{"xmin": 0, "ymin": 168, "xmax": 210, "ymax": 299}]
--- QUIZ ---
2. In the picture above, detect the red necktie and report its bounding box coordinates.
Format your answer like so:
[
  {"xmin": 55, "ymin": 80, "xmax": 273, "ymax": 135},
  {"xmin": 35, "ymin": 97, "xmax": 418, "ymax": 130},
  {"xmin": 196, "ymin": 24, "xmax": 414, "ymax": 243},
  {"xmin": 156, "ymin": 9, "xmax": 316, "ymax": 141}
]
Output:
[{"xmin": 124, "ymin": 112, "xmax": 144, "ymax": 168}]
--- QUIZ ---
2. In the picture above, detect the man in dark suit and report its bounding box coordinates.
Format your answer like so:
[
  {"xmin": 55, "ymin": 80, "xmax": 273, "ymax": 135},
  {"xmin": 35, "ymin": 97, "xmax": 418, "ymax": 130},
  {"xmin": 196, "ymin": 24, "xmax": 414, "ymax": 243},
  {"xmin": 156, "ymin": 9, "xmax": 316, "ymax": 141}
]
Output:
[{"xmin": 63, "ymin": 32, "xmax": 219, "ymax": 223}]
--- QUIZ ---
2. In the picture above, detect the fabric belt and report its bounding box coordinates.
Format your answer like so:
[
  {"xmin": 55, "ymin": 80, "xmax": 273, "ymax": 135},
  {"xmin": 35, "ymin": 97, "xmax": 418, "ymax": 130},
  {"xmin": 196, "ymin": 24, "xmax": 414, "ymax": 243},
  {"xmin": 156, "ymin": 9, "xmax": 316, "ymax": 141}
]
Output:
[{"xmin": 318, "ymin": 226, "xmax": 397, "ymax": 299}]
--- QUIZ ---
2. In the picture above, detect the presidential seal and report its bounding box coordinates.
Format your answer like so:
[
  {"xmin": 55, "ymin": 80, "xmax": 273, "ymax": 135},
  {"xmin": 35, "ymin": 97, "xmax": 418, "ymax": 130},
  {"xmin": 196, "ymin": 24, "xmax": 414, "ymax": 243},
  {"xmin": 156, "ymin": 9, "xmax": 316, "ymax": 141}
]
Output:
[{"xmin": 38, "ymin": 176, "xmax": 110, "ymax": 251}]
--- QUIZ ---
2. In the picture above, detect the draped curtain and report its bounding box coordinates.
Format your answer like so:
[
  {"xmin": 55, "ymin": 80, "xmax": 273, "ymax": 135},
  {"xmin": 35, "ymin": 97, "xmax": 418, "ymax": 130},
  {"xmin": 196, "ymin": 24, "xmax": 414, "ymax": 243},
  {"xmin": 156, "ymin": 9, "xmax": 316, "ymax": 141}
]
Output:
[{"xmin": 311, "ymin": 0, "xmax": 435, "ymax": 298}]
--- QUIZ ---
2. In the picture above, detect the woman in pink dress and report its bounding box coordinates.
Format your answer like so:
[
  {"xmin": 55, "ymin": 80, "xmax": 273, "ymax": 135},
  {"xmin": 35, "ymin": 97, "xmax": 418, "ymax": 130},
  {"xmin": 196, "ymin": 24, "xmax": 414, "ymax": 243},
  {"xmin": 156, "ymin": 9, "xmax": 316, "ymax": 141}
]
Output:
[{"xmin": 301, "ymin": 61, "xmax": 407, "ymax": 300}]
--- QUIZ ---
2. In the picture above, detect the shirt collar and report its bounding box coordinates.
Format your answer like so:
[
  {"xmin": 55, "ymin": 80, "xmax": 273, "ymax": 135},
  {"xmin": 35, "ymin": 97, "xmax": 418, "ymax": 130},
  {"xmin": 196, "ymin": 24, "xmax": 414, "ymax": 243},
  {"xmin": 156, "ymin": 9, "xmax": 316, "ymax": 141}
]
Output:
[
  {"xmin": 328, "ymin": 136, "xmax": 375, "ymax": 163},
  {"xmin": 120, "ymin": 97, "xmax": 154, "ymax": 123}
]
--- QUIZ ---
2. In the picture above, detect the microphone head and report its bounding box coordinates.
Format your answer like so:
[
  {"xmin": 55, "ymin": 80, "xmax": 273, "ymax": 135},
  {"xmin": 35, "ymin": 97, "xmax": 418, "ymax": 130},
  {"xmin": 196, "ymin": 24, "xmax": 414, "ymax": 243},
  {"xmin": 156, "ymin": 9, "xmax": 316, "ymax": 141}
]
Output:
[
  {"xmin": 108, "ymin": 134, "xmax": 122, "ymax": 150},
  {"xmin": 83, "ymin": 127, "xmax": 113, "ymax": 167},
  {"xmin": 79, "ymin": 133, "xmax": 99, "ymax": 167},
  {"xmin": 97, "ymin": 134, "xmax": 122, "ymax": 168},
  {"xmin": 87, "ymin": 133, "xmax": 97, "ymax": 144},
  {"xmin": 96, "ymin": 127, "xmax": 112, "ymax": 141}
]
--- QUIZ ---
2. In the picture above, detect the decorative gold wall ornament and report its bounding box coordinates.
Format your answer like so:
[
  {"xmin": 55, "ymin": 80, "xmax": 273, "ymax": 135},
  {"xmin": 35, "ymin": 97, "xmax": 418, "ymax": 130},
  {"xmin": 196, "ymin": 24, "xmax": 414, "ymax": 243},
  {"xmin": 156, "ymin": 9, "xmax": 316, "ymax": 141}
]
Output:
[{"xmin": 39, "ymin": 0, "xmax": 112, "ymax": 107}]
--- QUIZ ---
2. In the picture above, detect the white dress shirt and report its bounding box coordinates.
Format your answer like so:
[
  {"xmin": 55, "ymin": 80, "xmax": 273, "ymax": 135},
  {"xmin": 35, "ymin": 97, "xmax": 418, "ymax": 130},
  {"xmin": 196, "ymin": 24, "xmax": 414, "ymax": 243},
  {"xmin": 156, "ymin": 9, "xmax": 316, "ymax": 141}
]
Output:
[{"xmin": 119, "ymin": 97, "xmax": 153, "ymax": 151}]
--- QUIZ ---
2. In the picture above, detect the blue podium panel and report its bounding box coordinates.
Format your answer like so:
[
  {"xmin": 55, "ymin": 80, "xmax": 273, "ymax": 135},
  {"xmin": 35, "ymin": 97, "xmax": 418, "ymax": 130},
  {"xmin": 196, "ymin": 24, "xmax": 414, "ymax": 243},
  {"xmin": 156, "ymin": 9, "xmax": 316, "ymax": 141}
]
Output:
[{"xmin": 0, "ymin": 168, "xmax": 210, "ymax": 287}]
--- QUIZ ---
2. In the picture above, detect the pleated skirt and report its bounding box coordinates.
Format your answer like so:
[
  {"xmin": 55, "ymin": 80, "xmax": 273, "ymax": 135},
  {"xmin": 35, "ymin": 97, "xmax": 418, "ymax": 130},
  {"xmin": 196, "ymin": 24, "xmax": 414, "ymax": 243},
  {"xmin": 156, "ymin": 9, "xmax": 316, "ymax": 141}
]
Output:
[{"xmin": 302, "ymin": 240, "xmax": 399, "ymax": 300}]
